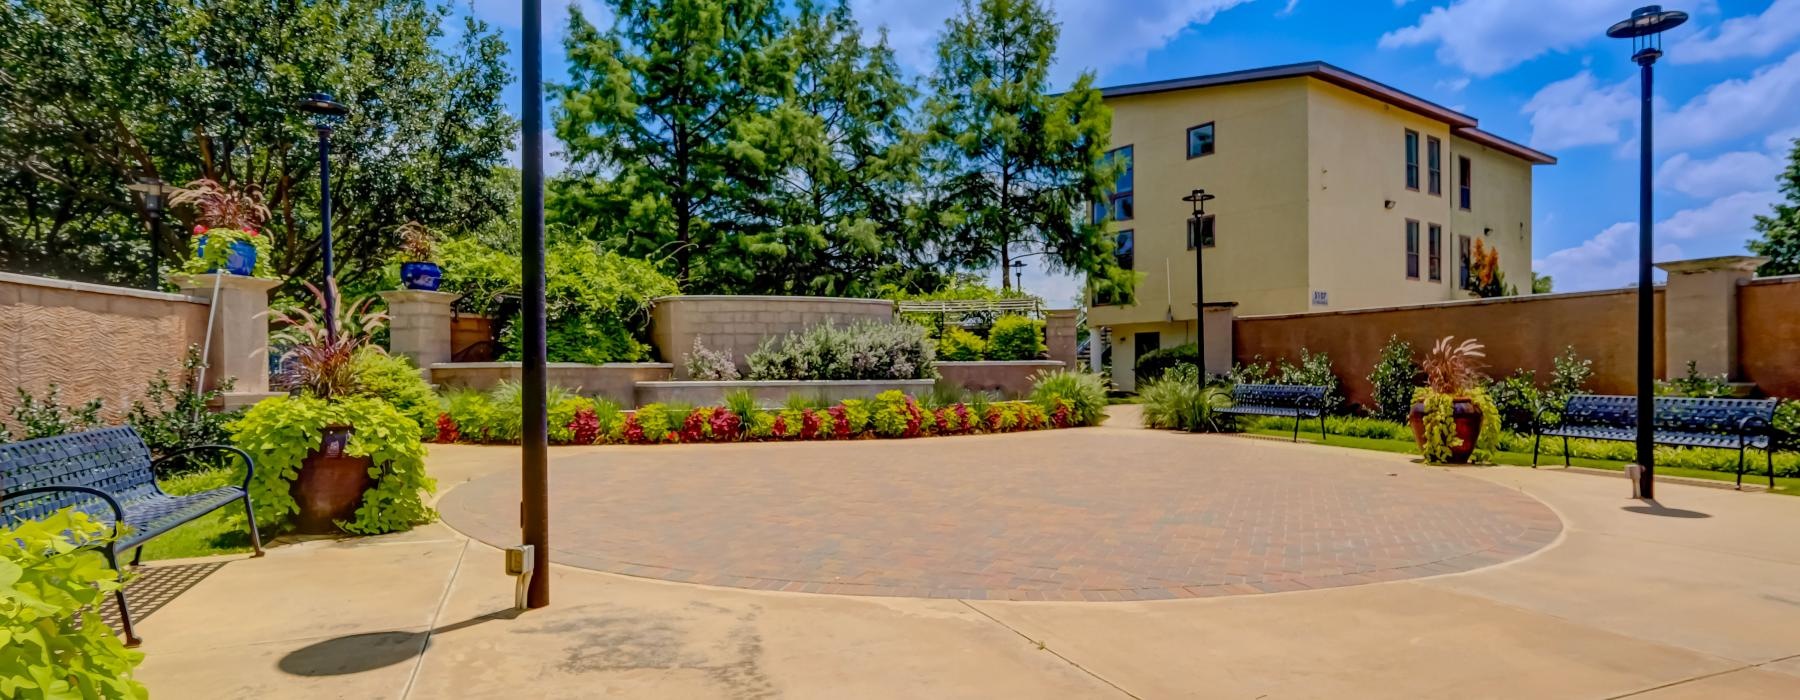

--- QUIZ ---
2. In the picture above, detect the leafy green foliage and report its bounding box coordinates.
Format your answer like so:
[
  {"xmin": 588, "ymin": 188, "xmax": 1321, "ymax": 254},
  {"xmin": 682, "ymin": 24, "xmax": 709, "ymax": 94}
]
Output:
[
  {"xmin": 985, "ymin": 315, "xmax": 1045, "ymax": 360},
  {"xmin": 349, "ymin": 348, "xmax": 438, "ymax": 440},
  {"xmin": 938, "ymin": 327, "xmax": 987, "ymax": 361},
  {"xmin": 684, "ymin": 339, "xmax": 741, "ymax": 381},
  {"xmin": 1412, "ymin": 386, "xmax": 1500, "ymax": 464},
  {"xmin": 183, "ymin": 228, "xmax": 276, "ymax": 279},
  {"xmin": 1029, "ymin": 370, "xmax": 1107, "ymax": 427},
  {"xmin": 1135, "ymin": 344, "xmax": 1198, "ymax": 383},
  {"xmin": 6, "ymin": 385, "xmax": 102, "ymax": 441},
  {"xmin": 1139, "ymin": 366, "xmax": 1230, "ymax": 432},
  {"xmin": 1276, "ymin": 350, "xmax": 1344, "ymax": 415},
  {"xmin": 1367, "ymin": 336, "xmax": 1420, "ymax": 422},
  {"xmin": 746, "ymin": 321, "xmax": 936, "ymax": 380},
  {"xmin": 0, "ymin": 509, "xmax": 148, "ymax": 699},
  {"xmin": 128, "ymin": 346, "xmax": 238, "ymax": 473},
  {"xmin": 230, "ymin": 395, "xmax": 436, "ymax": 535},
  {"xmin": 1549, "ymin": 346, "xmax": 1594, "ymax": 404},
  {"xmin": 441, "ymin": 236, "xmax": 675, "ymax": 363},
  {"xmin": 1750, "ymin": 137, "xmax": 1800, "ymax": 276},
  {"xmin": 1485, "ymin": 369, "xmax": 1541, "ymax": 433},
  {"xmin": 1658, "ymin": 361, "xmax": 1734, "ymax": 398}
]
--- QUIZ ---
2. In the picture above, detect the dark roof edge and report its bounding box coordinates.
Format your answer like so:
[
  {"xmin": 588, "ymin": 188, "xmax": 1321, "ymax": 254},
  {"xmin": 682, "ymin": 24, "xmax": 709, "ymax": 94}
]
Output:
[{"xmin": 1453, "ymin": 127, "xmax": 1557, "ymax": 165}]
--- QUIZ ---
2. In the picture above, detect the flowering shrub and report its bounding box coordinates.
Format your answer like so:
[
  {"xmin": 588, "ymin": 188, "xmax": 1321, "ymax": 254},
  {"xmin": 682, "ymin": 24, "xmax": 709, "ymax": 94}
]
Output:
[
  {"xmin": 684, "ymin": 338, "xmax": 741, "ymax": 381},
  {"xmin": 986, "ymin": 315, "xmax": 1045, "ymax": 360},
  {"xmin": 746, "ymin": 321, "xmax": 936, "ymax": 380}
]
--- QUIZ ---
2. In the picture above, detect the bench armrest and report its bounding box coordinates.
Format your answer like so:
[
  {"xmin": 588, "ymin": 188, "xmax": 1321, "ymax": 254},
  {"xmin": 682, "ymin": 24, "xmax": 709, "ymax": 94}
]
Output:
[
  {"xmin": 1532, "ymin": 402, "xmax": 1560, "ymax": 434},
  {"xmin": 1736, "ymin": 415, "xmax": 1772, "ymax": 439},
  {"xmin": 153, "ymin": 444, "xmax": 256, "ymax": 491},
  {"xmin": 0, "ymin": 485, "xmax": 127, "ymax": 540}
]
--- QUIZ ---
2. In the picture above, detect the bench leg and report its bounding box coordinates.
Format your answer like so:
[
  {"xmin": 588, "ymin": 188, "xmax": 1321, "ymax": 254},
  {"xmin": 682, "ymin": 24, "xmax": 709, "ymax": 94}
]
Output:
[
  {"xmin": 131, "ymin": 546, "xmax": 144, "ymax": 568},
  {"xmin": 104, "ymin": 547, "xmax": 141, "ymax": 647},
  {"xmin": 1532, "ymin": 432, "xmax": 1541, "ymax": 467},
  {"xmin": 1737, "ymin": 442, "xmax": 1746, "ymax": 489},
  {"xmin": 1292, "ymin": 415, "xmax": 1301, "ymax": 443},
  {"xmin": 243, "ymin": 494, "xmax": 265, "ymax": 558},
  {"xmin": 1319, "ymin": 414, "xmax": 1328, "ymax": 441},
  {"xmin": 1562, "ymin": 436, "xmax": 1571, "ymax": 468},
  {"xmin": 1769, "ymin": 449, "xmax": 1777, "ymax": 490}
]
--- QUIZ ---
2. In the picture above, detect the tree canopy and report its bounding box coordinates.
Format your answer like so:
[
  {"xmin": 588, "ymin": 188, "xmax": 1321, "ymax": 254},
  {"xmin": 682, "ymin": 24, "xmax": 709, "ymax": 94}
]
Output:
[{"xmin": 1749, "ymin": 137, "xmax": 1800, "ymax": 277}]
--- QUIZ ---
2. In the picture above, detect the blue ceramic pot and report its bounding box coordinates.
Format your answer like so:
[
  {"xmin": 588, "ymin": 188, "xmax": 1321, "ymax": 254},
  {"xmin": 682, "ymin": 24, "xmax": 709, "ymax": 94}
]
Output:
[
  {"xmin": 197, "ymin": 236, "xmax": 258, "ymax": 276},
  {"xmin": 400, "ymin": 261, "xmax": 443, "ymax": 291}
]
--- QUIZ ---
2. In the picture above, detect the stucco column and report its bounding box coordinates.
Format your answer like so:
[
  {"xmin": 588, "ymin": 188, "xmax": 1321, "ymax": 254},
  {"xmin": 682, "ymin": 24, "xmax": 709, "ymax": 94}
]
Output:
[
  {"xmin": 1202, "ymin": 302, "xmax": 1237, "ymax": 376},
  {"xmin": 380, "ymin": 289, "xmax": 458, "ymax": 374},
  {"xmin": 1654, "ymin": 256, "xmax": 1764, "ymax": 380},
  {"xmin": 176, "ymin": 273, "xmax": 281, "ymax": 409},
  {"xmin": 1044, "ymin": 309, "xmax": 1077, "ymax": 369}
]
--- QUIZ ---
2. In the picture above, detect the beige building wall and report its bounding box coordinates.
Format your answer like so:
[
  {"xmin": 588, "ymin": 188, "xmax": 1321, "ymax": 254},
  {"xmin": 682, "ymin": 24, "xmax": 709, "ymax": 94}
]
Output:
[{"xmin": 1450, "ymin": 136, "xmax": 1535, "ymax": 293}]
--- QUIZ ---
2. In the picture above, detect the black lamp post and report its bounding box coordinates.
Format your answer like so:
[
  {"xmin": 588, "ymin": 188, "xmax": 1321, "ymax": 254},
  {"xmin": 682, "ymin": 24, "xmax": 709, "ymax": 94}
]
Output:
[
  {"xmin": 296, "ymin": 92, "xmax": 350, "ymax": 342},
  {"xmin": 1010, "ymin": 260, "xmax": 1026, "ymax": 295},
  {"xmin": 1607, "ymin": 5, "xmax": 1687, "ymax": 500},
  {"xmin": 125, "ymin": 176, "xmax": 171, "ymax": 290},
  {"xmin": 1183, "ymin": 189, "xmax": 1216, "ymax": 395},
  {"xmin": 520, "ymin": 0, "xmax": 551, "ymax": 609}
]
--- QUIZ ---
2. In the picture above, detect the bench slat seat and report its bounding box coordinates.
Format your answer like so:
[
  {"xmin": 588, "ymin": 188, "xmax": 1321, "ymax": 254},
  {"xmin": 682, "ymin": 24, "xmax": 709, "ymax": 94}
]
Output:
[
  {"xmin": 1533, "ymin": 394, "xmax": 1780, "ymax": 488},
  {"xmin": 1213, "ymin": 383, "xmax": 1329, "ymax": 441}
]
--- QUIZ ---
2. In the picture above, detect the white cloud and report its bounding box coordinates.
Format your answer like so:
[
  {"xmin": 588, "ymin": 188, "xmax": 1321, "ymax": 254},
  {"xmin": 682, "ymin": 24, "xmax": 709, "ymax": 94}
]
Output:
[
  {"xmin": 1379, "ymin": 0, "xmax": 1641, "ymax": 77},
  {"xmin": 1521, "ymin": 70, "xmax": 1637, "ymax": 150},
  {"xmin": 1674, "ymin": 0, "xmax": 1800, "ymax": 64},
  {"xmin": 1535, "ymin": 190, "xmax": 1778, "ymax": 290},
  {"xmin": 850, "ymin": 0, "xmax": 1254, "ymax": 82},
  {"xmin": 1278, "ymin": 0, "xmax": 1300, "ymax": 17},
  {"xmin": 1435, "ymin": 76, "xmax": 1470, "ymax": 93},
  {"xmin": 1657, "ymin": 150, "xmax": 1784, "ymax": 199}
]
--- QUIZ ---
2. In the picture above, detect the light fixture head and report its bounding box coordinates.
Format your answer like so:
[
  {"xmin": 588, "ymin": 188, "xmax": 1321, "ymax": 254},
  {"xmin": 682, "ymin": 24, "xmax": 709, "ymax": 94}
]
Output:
[
  {"xmin": 1183, "ymin": 188, "xmax": 1217, "ymax": 216},
  {"xmin": 1607, "ymin": 5, "xmax": 1687, "ymax": 63},
  {"xmin": 296, "ymin": 92, "xmax": 350, "ymax": 118},
  {"xmin": 1384, "ymin": 199, "xmax": 1396, "ymax": 210}
]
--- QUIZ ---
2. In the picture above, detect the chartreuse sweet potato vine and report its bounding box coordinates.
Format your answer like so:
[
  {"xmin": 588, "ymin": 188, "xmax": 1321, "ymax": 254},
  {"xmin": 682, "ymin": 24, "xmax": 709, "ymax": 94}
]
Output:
[
  {"xmin": 231, "ymin": 395, "xmax": 436, "ymax": 534},
  {"xmin": 1, "ymin": 509, "xmax": 148, "ymax": 699}
]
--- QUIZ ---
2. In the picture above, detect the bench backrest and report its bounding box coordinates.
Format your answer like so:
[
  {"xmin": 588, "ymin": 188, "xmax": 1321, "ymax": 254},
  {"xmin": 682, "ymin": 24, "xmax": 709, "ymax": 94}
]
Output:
[
  {"xmin": 1562, "ymin": 394, "xmax": 1777, "ymax": 434},
  {"xmin": 0, "ymin": 426, "xmax": 157, "ymax": 522},
  {"xmin": 1231, "ymin": 383, "xmax": 1326, "ymax": 409}
]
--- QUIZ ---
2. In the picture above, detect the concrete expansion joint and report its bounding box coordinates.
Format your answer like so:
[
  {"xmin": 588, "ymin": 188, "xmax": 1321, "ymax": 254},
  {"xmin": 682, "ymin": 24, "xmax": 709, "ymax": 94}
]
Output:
[{"xmin": 956, "ymin": 600, "xmax": 1144, "ymax": 700}]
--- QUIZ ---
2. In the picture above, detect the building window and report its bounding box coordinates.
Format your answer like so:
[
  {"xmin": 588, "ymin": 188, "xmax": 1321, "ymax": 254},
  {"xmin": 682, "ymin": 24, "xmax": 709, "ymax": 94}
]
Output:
[
  {"xmin": 1458, "ymin": 156, "xmax": 1472, "ymax": 210},
  {"xmin": 1428, "ymin": 224, "xmax": 1443, "ymax": 282},
  {"xmin": 1186, "ymin": 215, "xmax": 1215, "ymax": 249},
  {"xmin": 1405, "ymin": 220, "xmax": 1420, "ymax": 280},
  {"xmin": 1457, "ymin": 235, "xmax": 1471, "ymax": 289},
  {"xmin": 1427, "ymin": 137, "xmax": 1442, "ymax": 196},
  {"xmin": 1115, "ymin": 229, "xmax": 1134, "ymax": 270},
  {"xmin": 1187, "ymin": 122, "xmax": 1215, "ymax": 159},
  {"xmin": 1405, "ymin": 130, "xmax": 1420, "ymax": 191},
  {"xmin": 1093, "ymin": 145, "xmax": 1134, "ymax": 223}
]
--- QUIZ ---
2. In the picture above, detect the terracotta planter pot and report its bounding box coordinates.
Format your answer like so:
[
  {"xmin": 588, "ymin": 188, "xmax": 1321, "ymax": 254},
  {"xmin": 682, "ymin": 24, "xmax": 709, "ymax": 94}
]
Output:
[
  {"xmin": 1408, "ymin": 398, "xmax": 1484, "ymax": 464},
  {"xmin": 290, "ymin": 426, "xmax": 374, "ymax": 534}
]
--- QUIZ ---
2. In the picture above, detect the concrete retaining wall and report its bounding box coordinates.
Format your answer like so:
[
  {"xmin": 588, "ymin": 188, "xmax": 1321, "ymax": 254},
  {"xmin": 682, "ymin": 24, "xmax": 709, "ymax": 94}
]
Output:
[
  {"xmin": 634, "ymin": 379, "xmax": 936, "ymax": 408},
  {"xmin": 430, "ymin": 362, "xmax": 674, "ymax": 407},
  {"xmin": 936, "ymin": 361, "xmax": 1065, "ymax": 399},
  {"xmin": 650, "ymin": 295, "xmax": 896, "ymax": 378}
]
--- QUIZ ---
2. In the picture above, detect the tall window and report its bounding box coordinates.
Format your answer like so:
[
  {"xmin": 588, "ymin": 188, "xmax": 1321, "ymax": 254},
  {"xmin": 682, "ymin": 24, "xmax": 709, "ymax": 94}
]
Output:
[
  {"xmin": 1459, "ymin": 235, "xmax": 1473, "ymax": 289},
  {"xmin": 1187, "ymin": 122, "xmax": 1216, "ymax": 159},
  {"xmin": 1405, "ymin": 220, "xmax": 1420, "ymax": 280},
  {"xmin": 1428, "ymin": 224, "xmax": 1443, "ymax": 281},
  {"xmin": 1404, "ymin": 130, "xmax": 1420, "ymax": 191},
  {"xmin": 1427, "ymin": 137, "xmax": 1442, "ymax": 196},
  {"xmin": 1458, "ymin": 156, "xmax": 1472, "ymax": 210},
  {"xmin": 1187, "ymin": 215, "xmax": 1215, "ymax": 249},
  {"xmin": 1093, "ymin": 145, "xmax": 1134, "ymax": 223},
  {"xmin": 1115, "ymin": 230, "xmax": 1135, "ymax": 270}
]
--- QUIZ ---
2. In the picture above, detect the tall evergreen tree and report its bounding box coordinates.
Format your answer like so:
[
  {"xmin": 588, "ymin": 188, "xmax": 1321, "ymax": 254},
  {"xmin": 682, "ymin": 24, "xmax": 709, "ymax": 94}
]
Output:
[
  {"xmin": 1749, "ymin": 137, "xmax": 1800, "ymax": 276},
  {"xmin": 921, "ymin": 0, "xmax": 1129, "ymax": 297}
]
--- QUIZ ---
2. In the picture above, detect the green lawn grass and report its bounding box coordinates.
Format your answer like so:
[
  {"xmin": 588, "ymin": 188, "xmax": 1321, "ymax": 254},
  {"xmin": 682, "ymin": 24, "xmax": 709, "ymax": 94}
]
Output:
[
  {"xmin": 136, "ymin": 467, "xmax": 259, "ymax": 562},
  {"xmin": 1241, "ymin": 425, "xmax": 1800, "ymax": 496}
]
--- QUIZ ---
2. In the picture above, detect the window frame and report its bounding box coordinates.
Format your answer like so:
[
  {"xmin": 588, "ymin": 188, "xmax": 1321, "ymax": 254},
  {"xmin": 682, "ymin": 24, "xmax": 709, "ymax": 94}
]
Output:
[
  {"xmin": 1427, "ymin": 223, "xmax": 1443, "ymax": 282},
  {"xmin": 1405, "ymin": 130, "xmax": 1420, "ymax": 191},
  {"xmin": 1426, "ymin": 136, "xmax": 1442, "ymax": 196},
  {"xmin": 1186, "ymin": 122, "xmax": 1216, "ymax": 159},
  {"xmin": 1115, "ymin": 229, "xmax": 1135, "ymax": 271},
  {"xmin": 1458, "ymin": 155, "xmax": 1472, "ymax": 211},
  {"xmin": 1458, "ymin": 234, "xmax": 1473, "ymax": 289},
  {"xmin": 1186, "ymin": 214, "xmax": 1216, "ymax": 250},
  {"xmin": 1405, "ymin": 219, "xmax": 1421, "ymax": 280}
]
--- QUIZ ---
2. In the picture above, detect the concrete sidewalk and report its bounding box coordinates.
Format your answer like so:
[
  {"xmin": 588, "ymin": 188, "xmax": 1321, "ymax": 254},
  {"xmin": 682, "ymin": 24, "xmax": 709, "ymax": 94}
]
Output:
[{"xmin": 133, "ymin": 438, "xmax": 1800, "ymax": 699}]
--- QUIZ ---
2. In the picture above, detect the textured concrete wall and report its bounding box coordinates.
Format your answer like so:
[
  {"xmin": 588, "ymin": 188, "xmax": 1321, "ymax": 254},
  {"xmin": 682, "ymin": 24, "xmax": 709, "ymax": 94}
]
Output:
[
  {"xmin": 936, "ymin": 361, "xmax": 1065, "ymax": 399},
  {"xmin": 634, "ymin": 379, "xmax": 936, "ymax": 408},
  {"xmin": 0, "ymin": 273, "xmax": 211, "ymax": 427},
  {"xmin": 1739, "ymin": 276, "xmax": 1800, "ymax": 398},
  {"xmin": 430, "ymin": 362, "xmax": 673, "ymax": 407},
  {"xmin": 1234, "ymin": 287, "xmax": 1665, "ymax": 408},
  {"xmin": 650, "ymin": 295, "xmax": 896, "ymax": 378}
]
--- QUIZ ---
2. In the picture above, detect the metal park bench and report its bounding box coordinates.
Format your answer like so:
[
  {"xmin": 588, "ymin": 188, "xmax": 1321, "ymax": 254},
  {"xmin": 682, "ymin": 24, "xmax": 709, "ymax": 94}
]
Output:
[
  {"xmin": 1214, "ymin": 383, "xmax": 1328, "ymax": 442},
  {"xmin": 1533, "ymin": 394, "xmax": 1780, "ymax": 488},
  {"xmin": 0, "ymin": 426, "xmax": 263, "ymax": 645}
]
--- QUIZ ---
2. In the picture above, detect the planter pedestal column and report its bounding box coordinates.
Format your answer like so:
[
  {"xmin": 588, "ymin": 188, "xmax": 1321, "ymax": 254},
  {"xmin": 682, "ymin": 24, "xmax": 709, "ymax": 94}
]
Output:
[
  {"xmin": 176, "ymin": 274, "xmax": 282, "ymax": 410},
  {"xmin": 381, "ymin": 289, "xmax": 458, "ymax": 376}
]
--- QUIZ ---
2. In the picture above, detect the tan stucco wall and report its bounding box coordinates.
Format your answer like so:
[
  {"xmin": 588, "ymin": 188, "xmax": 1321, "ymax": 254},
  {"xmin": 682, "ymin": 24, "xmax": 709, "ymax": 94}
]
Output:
[
  {"xmin": 1450, "ymin": 135, "xmax": 1534, "ymax": 294},
  {"xmin": 1739, "ymin": 276, "xmax": 1800, "ymax": 398},
  {"xmin": 650, "ymin": 295, "xmax": 897, "ymax": 379},
  {"xmin": 0, "ymin": 273, "xmax": 211, "ymax": 428},
  {"xmin": 936, "ymin": 360, "xmax": 1066, "ymax": 399},
  {"xmin": 429, "ymin": 362, "xmax": 673, "ymax": 407},
  {"xmin": 1104, "ymin": 305, "xmax": 1235, "ymax": 391},
  {"xmin": 1234, "ymin": 288, "xmax": 1665, "ymax": 408}
]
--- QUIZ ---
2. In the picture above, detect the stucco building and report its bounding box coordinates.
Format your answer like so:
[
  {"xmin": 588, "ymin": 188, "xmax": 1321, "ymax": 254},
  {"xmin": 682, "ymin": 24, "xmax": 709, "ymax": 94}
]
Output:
[{"xmin": 1085, "ymin": 62, "xmax": 1556, "ymax": 390}]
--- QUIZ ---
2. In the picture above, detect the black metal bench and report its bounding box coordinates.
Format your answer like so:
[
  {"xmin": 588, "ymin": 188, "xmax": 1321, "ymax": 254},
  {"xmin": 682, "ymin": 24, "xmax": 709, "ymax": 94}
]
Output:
[
  {"xmin": 1533, "ymin": 394, "xmax": 1780, "ymax": 488},
  {"xmin": 1214, "ymin": 383, "xmax": 1328, "ymax": 442},
  {"xmin": 0, "ymin": 426, "xmax": 263, "ymax": 646}
]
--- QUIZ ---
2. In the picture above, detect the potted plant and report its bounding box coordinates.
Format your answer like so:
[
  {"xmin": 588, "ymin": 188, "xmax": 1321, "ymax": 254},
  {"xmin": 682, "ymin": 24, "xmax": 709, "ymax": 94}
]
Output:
[
  {"xmin": 232, "ymin": 283, "xmax": 436, "ymax": 535},
  {"xmin": 171, "ymin": 179, "xmax": 275, "ymax": 278},
  {"xmin": 1408, "ymin": 336, "xmax": 1499, "ymax": 464},
  {"xmin": 396, "ymin": 221, "xmax": 442, "ymax": 291}
]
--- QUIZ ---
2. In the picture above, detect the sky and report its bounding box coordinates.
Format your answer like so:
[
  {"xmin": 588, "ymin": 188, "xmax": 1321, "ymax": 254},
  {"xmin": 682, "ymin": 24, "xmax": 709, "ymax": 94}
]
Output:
[{"xmin": 460, "ymin": 0, "xmax": 1800, "ymax": 303}]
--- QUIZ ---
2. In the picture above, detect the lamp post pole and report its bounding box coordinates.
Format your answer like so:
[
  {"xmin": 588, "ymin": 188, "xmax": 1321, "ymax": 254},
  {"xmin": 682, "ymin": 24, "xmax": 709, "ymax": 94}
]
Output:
[
  {"xmin": 1608, "ymin": 5, "xmax": 1687, "ymax": 500},
  {"xmin": 296, "ymin": 92, "xmax": 351, "ymax": 343},
  {"xmin": 1183, "ymin": 189, "xmax": 1215, "ymax": 395},
  {"xmin": 521, "ymin": 0, "xmax": 551, "ymax": 609}
]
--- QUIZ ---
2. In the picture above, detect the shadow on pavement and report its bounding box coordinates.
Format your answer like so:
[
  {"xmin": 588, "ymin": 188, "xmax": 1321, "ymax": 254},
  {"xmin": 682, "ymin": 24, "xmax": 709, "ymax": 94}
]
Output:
[
  {"xmin": 278, "ymin": 609, "xmax": 521, "ymax": 677},
  {"xmin": 1622, "ymin": 501, "xmax": 1712, "ymax": 519}
]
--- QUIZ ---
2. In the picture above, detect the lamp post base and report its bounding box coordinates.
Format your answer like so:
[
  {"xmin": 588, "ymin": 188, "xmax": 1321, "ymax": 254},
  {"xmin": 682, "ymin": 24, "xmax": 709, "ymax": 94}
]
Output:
[{"xmin": 1626, "ymin": 464, "xmax": 1650, "ymax": 500}]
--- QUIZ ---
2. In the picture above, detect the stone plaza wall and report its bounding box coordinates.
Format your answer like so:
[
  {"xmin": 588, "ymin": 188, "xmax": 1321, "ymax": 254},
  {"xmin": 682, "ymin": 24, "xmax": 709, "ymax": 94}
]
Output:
[
  {"xmin": 650, "ymin": 295, "xmax": 896, "ymax": 379},
  {"xmin": 429, "ymin": 362, "xmax": 674, "ymax": 407},
  {"xmin": 936, "ymin": 361, "xmax": 1066, "ymax": 399},
  {"xmin": 633, "ymin": 379, "xmax": 936, "ymax": 408},
  {"xmin": 1738, "ymin": 275, "xmax": 1800, "ymax": 398}
]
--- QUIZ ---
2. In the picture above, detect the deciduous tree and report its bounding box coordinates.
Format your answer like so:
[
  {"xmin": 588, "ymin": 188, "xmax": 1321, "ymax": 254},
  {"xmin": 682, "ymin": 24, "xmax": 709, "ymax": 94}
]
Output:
[{"xmin": 1750, "ymin": 137, "xmax": 1800, "ymax": 276}]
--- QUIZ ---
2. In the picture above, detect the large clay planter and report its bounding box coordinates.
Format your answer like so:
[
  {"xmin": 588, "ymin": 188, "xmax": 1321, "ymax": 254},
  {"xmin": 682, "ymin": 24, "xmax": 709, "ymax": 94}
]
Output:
[
  {"xmin": 1408, "ymin": 398, "xmax": 1484, "ymax": 464},
  {"xmin": 290, "ymin": 426, "xmax": 373, "ymax": 534}
]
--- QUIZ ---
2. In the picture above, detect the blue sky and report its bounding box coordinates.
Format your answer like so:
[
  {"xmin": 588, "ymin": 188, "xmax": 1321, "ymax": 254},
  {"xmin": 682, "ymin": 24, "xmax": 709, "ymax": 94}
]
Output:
[{"xmin": 461, "ymin": 0, "xmax": 1800, "ymax": 302}]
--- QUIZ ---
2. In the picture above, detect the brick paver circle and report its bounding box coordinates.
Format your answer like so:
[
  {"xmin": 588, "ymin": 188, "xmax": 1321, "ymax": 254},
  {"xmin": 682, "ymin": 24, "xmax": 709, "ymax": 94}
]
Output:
[{"xmin": 437, "ymin": 429, "xmax": 1562, "ymax": 601}]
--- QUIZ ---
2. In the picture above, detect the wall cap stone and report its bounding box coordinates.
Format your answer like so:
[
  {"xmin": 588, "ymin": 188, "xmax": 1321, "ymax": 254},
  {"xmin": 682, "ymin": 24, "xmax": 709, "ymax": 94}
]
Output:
[
  {"xmin": 379, "ymin": 289, "xmax": 460, "ymax": 305},
  {"xmin": 1744, "ymin": 273, "xmax": 1800, "ymax": 287},
  {"xmin": 430, "ymin": 361, "xmax": 674, "ymax": 370},
  {"xmin": 172, "ymin": 273, "xmax": 281, "ymax": 294},
  {"xmin": 1, "ymin": 271, "xmax": 209, "ymax": 305},
  {"xmin": 635, "ymin": 379, "xmax": 934, "ymax": 388},
  {"xmin": 1239, "ymin": 285, "xmax": 1661, "ymax": 322},
  {"xmin": 650, "ymin": 294, "xmax": 895, "ymax": 305},
  {"xmin": 1655, "ymin": 255, "xmax": 1768, "ymax": 275},
  {"xmin": 935, "ymin": 360, "xmax": 1066, "ymax": 367}
]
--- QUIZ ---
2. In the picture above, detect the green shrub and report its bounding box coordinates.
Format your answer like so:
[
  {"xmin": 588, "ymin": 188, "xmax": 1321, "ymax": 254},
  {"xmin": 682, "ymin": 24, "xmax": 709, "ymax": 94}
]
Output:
[
  {"xmin": 443, "ymin": 387, "xmax": 503, "ymax": 442},
  {"xmin": 1276, "ymin": 349, "xmax": 1345, "ymax": 415},
  {"xmin": 128, "ymin": 345, "xmax": 239, "ymax": 474},
  {"xmin": 1485, "ymin": 369, "xmax": 1542, "ymax": 433},
  {"xmin": 1228, "ymin": 357, "xmax": 1273, "ymax": 385},
  {"xmin": 986, "ymin": 315, "xmax": 1045, "ymax": 361},
  {"xmin": 7, "ymin": 385, "xmax": 102, "ymax": 441},
  {"xmin": 1367, "ymin": 336, "xmax": 1420, "ymax": 422},
  {"xmin": 634, "ymin": 403, "xmax": 679, "ymax": 442},
  {"xmin": 1658, "ymin": 360, "xmax": 1734, "ymax": 398},
  {"xmin": 1135, "ymin": 343, "xmax": 1198, "ymax": 382},
  {"xmin": 938, "ymin": 327, "xmax": 986, "ymax": 361},
  {"xmin": 1549, "ymin": 345, "xmax": 1593, "ymax": 405},
  {"xmin": 723, "ymin": 389, "xmax": 760, "ymax": 422},
  {"xmin": 349, "ymin": 348, "xmax": 438, "ymax": 440},
  {"xmin": 548, "ymin": 395, "xmax": 598, "ymax": 444},
  {"xmin": 231, "ymin": 395, "xmax": 437, "ymax": 535},
  {"xmin": 1140, "ymin": 366, "xmax": 1231, "ymax": 432},
  {"xmin": 684, "ymin": 338, "xmax": 741, "ymax": 380},
  {"xmin": 1029, "ymin": 370, "xmax": 1108, "ymax": 427},
  {"xmin": 442, "ymin": 236, "xmax": 676, "ymax": 363},
  {"xmin": 870, "ymin": 390, "xmax": 923, "ymax": 437},
  {"xmin": 746, "ymin": 321, "xmax": 936, "ymax": 380},
  {"xmin": 1, "ymin": 509, "xmax": 148, "ymax": 699}
]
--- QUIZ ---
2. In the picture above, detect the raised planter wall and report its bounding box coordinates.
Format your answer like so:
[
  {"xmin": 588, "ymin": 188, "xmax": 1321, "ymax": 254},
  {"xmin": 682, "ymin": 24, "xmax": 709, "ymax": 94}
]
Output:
[
  {"xmin": 936, "ymin": 360, "xmax": 1065, "ymax": 399},
  {"xmin": 430, "ymin": 362, "xmax": 674, "ymax": 407},
  {"xmin": 634, "ymin": 379, "xmax": 935, "ymax": 408},
  {"xmin": 650, "ymin": 295, "xmax": 896, "ymax": 379}
]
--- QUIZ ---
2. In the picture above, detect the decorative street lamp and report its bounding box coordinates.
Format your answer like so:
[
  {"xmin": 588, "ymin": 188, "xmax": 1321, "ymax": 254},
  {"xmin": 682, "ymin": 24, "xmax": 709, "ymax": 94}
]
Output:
[
  {"xmin": 125, "ymin": 175, "xmax": 172, "ymax": 290},
  {"xmin": 1183, "ymin": 188, "xmax": 1216, "ymax": 396},
  {"xmin": 1010, "ymin": 260, "xmax": 1026, "ymax": 295},
  {"xmin": 520, "ymin": 0, "xmax": 551, "ymax": 609},
  {"xmin": 1607, "ymin": 5, "xmax": 1687, "ymax": 500},
  {"xmin": 296, "ymin": 92, "xmax": 350, "ymax": 342}
]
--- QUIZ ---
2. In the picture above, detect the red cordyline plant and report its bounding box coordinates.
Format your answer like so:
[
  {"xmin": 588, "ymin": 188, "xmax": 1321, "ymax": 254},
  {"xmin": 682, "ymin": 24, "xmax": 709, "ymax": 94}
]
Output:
[
  {"xmin": 170, "ymin": 179, "xmax": 270, "ymax": 231},
  {"xmin": 270, "ymin": 281, "xmax": 389, "ymax": 400},
  {"xmin": 1422, "ymin": 336, "xmax": 1487, "ymax": 396},
  {"xmin": 800, "ymin": 409, "xmax": 821, "ymax": 439},
  {"xmin": 434, "ymin": 413, "xmax": 460, "ymax": 443}
]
